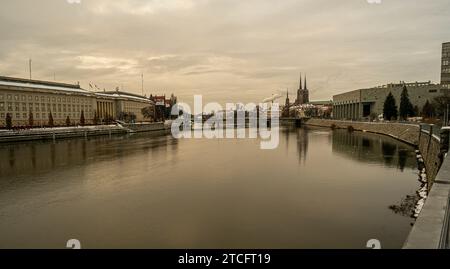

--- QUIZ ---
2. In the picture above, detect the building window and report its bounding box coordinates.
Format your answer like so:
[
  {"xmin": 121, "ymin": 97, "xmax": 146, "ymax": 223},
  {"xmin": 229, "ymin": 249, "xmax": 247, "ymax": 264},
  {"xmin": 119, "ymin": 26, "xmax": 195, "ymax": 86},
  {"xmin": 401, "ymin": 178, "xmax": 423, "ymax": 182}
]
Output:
[
  {"xmin": 28, "ymin": 96, "xmax": 32, "ymax": 101},
  {"xmin": 0, "ymin": 95, "xmax": 3, "ymax": 101},
  {"xmin": 23, "ymin": 113, "xmax": 27, "ymax": 118},
  {"xmin": 52, "ymin": 104, "xmax": 56, "ymax": 112},
  {"xmin": 14, "ymin": 95, "xmax": 19, "ymax": 101},
  {"xmin": 0, "ymin": 103, "xmax": 4, "ymax": 111},
  {"xmin": 15, "ymin": 103, "xmax": 19, "ymax": 111},
  {"xmin": 35, "ymin": 103, "xmax": 40, "ymax": 112},
  {"xmin": 429, "ymin": 89, "xmax": 438, "ymax": 93},
  {"xmin": 7, "ymin": 102, "xmax": 12, "ymax": 111},
  {"xmin": 21, "ymin": 95, "xmax": 25, "ymax": 101},
  {"xmin": 35, "ymin": 96, "xmax": 39, "ymax": 101},
  {"xmin": 16, "ymin": 113, "xmax": 20, "ymax": 119},
  {"xmin": 58, "ymin": 104, "xmax": 61, "ymax": 112},
  {"xmin": 7, "ymin": 94, "xmax": 12, "ymax": 100}
]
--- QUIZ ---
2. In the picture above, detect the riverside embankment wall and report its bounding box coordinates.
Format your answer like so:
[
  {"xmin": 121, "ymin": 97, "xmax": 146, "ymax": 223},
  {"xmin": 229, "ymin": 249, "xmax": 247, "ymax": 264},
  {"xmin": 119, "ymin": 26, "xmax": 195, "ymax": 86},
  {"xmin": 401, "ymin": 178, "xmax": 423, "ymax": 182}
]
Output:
[
  {"xmin": 0, "ymin": 125, "xmax": 128, "ymax": 143},
  {"xmin": 304, "ymin": 119, "xmax": 442, "ymax": 181}
]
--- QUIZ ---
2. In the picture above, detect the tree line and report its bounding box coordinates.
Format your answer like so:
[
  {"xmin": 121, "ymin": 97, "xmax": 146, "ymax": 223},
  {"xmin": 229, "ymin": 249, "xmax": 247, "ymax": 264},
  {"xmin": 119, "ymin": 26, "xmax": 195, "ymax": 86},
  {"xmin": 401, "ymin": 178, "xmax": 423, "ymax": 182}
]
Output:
[
  {"xmin": 4, "ymin": 110, "xmax": 87, "ymax": 130},
  {"xmin": 383, "ymin": 85, "xmax": 449, "ymax": 121}
]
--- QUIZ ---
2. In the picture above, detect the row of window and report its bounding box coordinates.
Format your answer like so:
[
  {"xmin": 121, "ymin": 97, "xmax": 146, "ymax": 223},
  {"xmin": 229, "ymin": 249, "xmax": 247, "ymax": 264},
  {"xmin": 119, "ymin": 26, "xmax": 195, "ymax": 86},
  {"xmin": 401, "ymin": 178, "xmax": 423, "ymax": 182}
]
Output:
[
  {"xmin": 443, "ymin": 60, "xmax": 450, "ymax": 66},
  {"xmin": 1, "ymin": 112, "xmax": 93, "ymax": 120},
  {"xmin": 0, "ymin": 102, "xmax": 92, "ymax": 113},
  {"xmin": 442, "ymin": 68, "xmax": 450, "ymax": 74},
  {"xmin": 0, "ymin": 94, "xmax": 91, "ymax": 104}
]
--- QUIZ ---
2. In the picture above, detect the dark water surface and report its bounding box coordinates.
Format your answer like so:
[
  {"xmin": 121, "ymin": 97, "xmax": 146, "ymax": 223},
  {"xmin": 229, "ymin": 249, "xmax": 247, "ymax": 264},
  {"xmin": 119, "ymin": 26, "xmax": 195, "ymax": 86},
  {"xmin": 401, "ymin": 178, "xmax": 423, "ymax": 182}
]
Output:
[{"xmin": 0, "ymin": 127, "xmax": 419, "ymax": 248}]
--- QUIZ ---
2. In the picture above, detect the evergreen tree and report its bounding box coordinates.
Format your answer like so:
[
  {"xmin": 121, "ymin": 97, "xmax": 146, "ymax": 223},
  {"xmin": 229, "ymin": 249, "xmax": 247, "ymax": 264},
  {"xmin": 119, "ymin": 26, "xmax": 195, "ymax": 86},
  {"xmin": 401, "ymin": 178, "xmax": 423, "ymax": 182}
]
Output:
[
  {"xmin": 66, "ymin": 116, "xmax": 71, "ymax": 126},
  {"xmin": 48, "ymin": 112, "xmax": 54, "ymax": 127},
  {"xmin": 383, "ymin": 92, "xmax": 398, "ymax": 121},
  {"xmin": 80, "ymin": 110, "xmax": 85, "ymax": 126},
  {"xmin": 28, "ymin": 110, "xmax": 34, "ymax": 127},
  {"xmin": 93, "ymin": 111, "xmax": 99, "ymax": 125},
  {"xmin": 5, "ymin": 113, "xmax": 12, "ymax": 130},
  {"xmin": 422, "ymin": 100, "xmax": 435, "ymax": 118},
  {"xmin": 399, "ymin": 85, "xmax": 415, "ymax": 120},
  {"xmin": 413, "ymin": 105, "xmax": 420, "ymax": 118},
  {"xmin": 432, "ymin": 93, "xmax": 450, "ymax": 118}
]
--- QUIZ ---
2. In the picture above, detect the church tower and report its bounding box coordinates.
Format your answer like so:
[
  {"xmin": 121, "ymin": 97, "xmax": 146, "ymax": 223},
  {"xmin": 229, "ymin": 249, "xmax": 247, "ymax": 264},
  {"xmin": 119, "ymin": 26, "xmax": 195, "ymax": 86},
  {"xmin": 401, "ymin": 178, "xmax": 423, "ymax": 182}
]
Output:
[
  {"xmin": 285, "ymin": 88, "xmax": 290, "ymax": 107},
  {"xmin": 303, "ymin": 74, "xmax": 309, "ymax": 104},
  {"xmin": 295, "ymin": 72, "xmax": 310, "ymax": 105},
  {"xmin": 296, "ymin": 73, "xmax": 302, "ymax": 105}
]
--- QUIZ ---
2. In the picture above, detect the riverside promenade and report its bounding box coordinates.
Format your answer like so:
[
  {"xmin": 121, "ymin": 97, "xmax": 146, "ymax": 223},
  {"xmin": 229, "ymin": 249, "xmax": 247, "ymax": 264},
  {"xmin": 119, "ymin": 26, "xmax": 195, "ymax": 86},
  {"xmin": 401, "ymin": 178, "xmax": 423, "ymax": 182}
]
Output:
[
  {"xmin": 304, "ymin": 118, "xmax": 450, "ymax": 249},
  {"xmin": 0, "ymin": 122, "xmax": 168, "ymax": 143}
]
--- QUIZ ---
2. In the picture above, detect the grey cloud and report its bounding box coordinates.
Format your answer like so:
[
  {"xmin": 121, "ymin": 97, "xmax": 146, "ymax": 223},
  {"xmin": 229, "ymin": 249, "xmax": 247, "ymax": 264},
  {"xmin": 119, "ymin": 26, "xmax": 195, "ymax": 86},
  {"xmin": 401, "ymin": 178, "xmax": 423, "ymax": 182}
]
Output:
[{"xmin": 0, "ymin": 0, "xmax": 449, "ymax": 104}]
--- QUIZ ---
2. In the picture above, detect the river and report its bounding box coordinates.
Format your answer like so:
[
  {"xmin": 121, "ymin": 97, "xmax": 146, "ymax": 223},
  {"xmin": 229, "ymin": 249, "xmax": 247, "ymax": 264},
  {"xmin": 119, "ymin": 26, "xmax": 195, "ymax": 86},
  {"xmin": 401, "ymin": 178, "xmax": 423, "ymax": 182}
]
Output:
[{"xmin": 0, "ymin": 126, "xmax": 420, "ymax": 248}]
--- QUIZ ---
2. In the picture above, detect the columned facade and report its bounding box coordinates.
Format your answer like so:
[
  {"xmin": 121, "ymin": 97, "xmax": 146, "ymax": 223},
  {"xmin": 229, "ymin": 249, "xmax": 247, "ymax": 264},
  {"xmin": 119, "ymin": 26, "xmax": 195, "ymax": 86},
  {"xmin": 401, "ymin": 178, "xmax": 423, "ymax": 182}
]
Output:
[
  {"xmin": 333, "ymin": 102, "xmax": 362, "ymax": 120},
  {"xmin": 96, "ymin": 100, "xmax": 116, "ymax": 120}
]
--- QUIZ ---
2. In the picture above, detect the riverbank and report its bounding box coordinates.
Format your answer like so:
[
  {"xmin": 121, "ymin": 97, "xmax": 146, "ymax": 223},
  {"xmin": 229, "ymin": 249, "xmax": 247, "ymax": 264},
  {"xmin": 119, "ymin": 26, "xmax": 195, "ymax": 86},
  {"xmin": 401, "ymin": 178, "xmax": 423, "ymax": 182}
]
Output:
[
  {"xmin": 0, "ymin": 122, "xmax": 168, "ymax": 143},
  {"xmin": 304, "ymin": 118, "xmax": 420, "ymax": 145},
  {"xmin": 303, "ymin": 118, "xmax": 450, "ymax": 249}
]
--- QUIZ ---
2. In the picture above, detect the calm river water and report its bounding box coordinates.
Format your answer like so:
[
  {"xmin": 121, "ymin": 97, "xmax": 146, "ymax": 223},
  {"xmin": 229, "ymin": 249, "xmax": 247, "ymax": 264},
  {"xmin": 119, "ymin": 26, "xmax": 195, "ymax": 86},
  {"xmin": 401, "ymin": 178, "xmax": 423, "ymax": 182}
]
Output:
[{"xmin": 0, "ymin": 127, "xmax": 420, "ymax": 249}]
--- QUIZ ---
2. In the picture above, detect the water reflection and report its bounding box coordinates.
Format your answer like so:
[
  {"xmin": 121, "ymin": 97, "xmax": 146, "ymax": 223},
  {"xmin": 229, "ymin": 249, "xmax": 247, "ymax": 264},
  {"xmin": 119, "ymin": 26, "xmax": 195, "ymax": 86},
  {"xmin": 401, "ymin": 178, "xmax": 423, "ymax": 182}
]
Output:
[
  {"xmin": 332, "ymin": 130, "xmax": 416, "ymax": 170},
  {"xmin": 282, "ymin": 127, "xmax": 309, "ymax": 164},
  {"xmin": 0, "ymin": 131, "xmax": 175, "ymax": 180},
  {"xmin": 0, "ymin": 127, "xmax": 420, "ymax": 249}
]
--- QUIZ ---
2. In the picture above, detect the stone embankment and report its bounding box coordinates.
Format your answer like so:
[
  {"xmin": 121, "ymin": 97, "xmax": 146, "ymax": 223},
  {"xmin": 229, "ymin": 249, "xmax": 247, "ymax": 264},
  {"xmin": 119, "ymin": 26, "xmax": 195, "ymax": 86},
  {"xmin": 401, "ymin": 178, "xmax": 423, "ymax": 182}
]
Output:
[
  {"xmin": 303, "ymin": 118, "xmax": 450, "ymax": 248},
  {"xmin": 0, "ymin": 125, "xmax": 128, "ymax": 143},
  {"xmin": 305, "ymin": 118, "xmax": 420, "ymax": 145},
  {"xmin": 122, "ymin": 122, "xmax": 167, "ymax": 133},
  {"xmin": 0, "ymin": 122, "xmax": 170, "ymax": 143}
]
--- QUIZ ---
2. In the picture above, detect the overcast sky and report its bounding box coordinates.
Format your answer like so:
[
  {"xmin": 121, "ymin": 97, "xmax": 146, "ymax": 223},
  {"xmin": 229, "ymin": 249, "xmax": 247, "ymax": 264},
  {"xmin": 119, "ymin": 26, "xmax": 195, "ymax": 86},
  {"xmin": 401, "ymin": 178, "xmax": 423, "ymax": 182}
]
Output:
[{"xmin": 0, "ymin": 0, "xmax": 449, "ymax": 105}]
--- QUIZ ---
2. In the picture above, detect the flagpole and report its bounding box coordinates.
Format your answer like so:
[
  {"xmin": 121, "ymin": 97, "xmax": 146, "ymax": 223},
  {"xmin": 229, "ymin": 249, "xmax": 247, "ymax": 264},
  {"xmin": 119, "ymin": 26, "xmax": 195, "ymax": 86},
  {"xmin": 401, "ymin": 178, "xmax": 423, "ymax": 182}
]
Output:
[
  {"xmin": 29, "ymin": 59, "xmax": 32, "ymax": 80},
  {"xmin": 141, "ymin": 73, "xmax": 144, "ymax": 96}
]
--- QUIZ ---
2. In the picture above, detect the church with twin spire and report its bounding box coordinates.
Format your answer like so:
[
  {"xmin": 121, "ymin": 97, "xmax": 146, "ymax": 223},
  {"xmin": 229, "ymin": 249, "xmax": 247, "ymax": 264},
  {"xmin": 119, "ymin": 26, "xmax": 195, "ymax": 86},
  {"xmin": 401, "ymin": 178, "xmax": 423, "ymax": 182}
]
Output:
[
  {"xmin": 286, "ymin": 73, "xmax": 310, "ymax": 107},
  {"xmin": 295, "ymin": 73, "xmax": 309, "ymax": 105}
]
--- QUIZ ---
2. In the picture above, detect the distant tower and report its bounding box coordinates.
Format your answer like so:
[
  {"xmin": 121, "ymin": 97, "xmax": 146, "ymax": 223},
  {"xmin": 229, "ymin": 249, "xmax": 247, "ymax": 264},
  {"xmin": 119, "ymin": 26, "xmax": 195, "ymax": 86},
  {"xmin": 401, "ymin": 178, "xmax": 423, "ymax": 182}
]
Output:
[
  {"xmin": 295, "ymin": 72, "xmax": 310, "ymax": 105},
  {"xmin": 296, "ymin": 73, "xmax": 302, "ymax": 105},
  {"xmin": 303, "ymin": 74, "xmax": 309, "ymax": 104},
  {"xmin": 442, "ymin": 42, "xmax": 450, "ymax": 89},
  {"xmin": 285, "ymin": 89, "xmax": 290, "ymax": 107}
]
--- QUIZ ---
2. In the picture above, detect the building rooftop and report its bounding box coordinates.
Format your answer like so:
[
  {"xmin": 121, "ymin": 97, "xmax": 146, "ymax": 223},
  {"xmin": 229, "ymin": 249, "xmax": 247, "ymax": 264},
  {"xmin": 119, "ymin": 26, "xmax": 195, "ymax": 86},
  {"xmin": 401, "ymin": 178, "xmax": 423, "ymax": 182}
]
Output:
[
  {"xmin": 95, "ymin": 91, "xmax": 152, "ymax": 103},
  {"xmin": 366, "ymin": 81, "xmax": 436, "ymax": 89},
  {"xmin": 0, "ymin": 75, "xmax": 90, "ymax": 94},
  {"xmin": 308, "ymin": 100, "xmax": 333, "ymax": 105}
]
